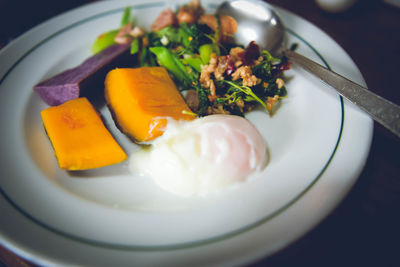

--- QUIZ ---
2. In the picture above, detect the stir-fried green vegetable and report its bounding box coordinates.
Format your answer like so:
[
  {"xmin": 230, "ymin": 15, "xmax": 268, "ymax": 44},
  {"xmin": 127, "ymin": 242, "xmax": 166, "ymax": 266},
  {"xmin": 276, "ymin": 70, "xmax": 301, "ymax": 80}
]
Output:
[
  {"xmin": 91, "ymin": 7, "xmax": 133, "ymax": 54},
  {"xmin": 93, "ymin": 4, "xmax": 290, "ymax": 117},
  {"xmin": 91, "ymin": 29, "xmax": 119, "ymax": 54}
]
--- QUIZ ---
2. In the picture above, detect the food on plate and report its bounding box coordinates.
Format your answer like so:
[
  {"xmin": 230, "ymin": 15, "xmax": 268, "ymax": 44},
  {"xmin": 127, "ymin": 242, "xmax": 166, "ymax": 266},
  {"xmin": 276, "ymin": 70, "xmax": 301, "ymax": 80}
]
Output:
[
  {"xmin": 41, "ymin": 97, "xmax": 127, "ymax": 170},
  {"xmin": 151, "ymin": 8, "xmax": 179, "ymax": 31},
  {"xmin": 198, "ymin": 14, "xmax": 237, "ymax": 42},
  {"xmin": 107, "ymin": 1, "xmax": 290, "ymax": 117},
  {"xmin": 34, "ymin": 43, "xmax": 133, "ymax": 106},
  {"xmin": 34, "ymin": 0, "xmax": 290, "ymax": 177},
  {"xmin": 91, "ymin": 6, "xmax": 146, "ymax": 53},
  {"xmin": 130, "ymin": 115, "xmax": 267, "ymax": 196},
  {"xmin": 177, "ymin": 0, "xmax": 204, "ymax": 24},
  {"xmin": 104, "ymin": 67, "xmax": 195, "ymax": 142}
]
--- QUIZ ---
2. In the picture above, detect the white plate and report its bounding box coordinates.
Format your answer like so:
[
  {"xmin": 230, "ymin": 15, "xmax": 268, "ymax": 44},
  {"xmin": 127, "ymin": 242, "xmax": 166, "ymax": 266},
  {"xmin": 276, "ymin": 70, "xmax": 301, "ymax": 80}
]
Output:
[{"xmin": 0, "ymin": 0, "xmax": 373, "ymax": 266}]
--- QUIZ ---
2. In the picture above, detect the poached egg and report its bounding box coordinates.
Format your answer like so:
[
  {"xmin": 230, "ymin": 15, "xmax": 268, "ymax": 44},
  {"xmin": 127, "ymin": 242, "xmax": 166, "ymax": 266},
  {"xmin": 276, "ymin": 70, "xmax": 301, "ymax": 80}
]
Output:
[{"xmin": 130, "ymin": 114, "xmax": 267, "ymax": 196}]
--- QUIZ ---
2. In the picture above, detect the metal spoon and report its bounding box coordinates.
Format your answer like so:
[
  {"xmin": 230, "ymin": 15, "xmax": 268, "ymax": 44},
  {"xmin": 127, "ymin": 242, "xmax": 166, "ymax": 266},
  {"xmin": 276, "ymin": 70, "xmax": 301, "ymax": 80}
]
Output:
[{"xmin": 217, "ymin": 0, "xmax": 400, "ymax": 137}]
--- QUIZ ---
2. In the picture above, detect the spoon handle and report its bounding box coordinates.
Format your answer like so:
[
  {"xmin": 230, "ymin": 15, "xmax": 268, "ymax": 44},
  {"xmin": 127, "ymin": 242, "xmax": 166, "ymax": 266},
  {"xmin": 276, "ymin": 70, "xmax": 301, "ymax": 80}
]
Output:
[{"xmin": 283, "ymin": 49, "xmax": 400, "ymax": 138}]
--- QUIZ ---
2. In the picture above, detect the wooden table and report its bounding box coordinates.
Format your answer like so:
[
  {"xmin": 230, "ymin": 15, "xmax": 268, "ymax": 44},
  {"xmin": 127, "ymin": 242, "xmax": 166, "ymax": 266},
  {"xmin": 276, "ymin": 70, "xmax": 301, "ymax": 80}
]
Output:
[{"xmin": 1, "ymin": 0, "xmax": 399, "ymax": 266}]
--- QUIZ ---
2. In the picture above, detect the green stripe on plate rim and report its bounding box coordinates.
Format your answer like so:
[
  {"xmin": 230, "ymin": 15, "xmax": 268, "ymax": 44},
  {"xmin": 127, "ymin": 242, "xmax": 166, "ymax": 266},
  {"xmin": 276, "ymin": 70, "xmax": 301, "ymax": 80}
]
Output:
[{"xmin": 0, "ymin": 1, "xmax": 345, "ymax": 251}]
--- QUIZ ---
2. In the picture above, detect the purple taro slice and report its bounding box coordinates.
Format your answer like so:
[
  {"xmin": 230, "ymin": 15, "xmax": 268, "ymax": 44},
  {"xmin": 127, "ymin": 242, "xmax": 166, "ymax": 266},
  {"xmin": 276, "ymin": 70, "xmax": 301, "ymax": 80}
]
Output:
[{"xmin": 34, "ymin": 44, "xmax": 133, "ymax": 106}]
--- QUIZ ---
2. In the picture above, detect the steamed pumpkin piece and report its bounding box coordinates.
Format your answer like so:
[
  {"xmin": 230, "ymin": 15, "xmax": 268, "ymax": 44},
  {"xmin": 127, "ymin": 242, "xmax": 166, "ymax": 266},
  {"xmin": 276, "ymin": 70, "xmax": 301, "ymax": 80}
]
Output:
[
  {"xmin": 105, "ymin": 67, "xmax": 195, "ymax": 142},
  {"xmin": 41, "ymin": 97, "xmax": 127, "ymax": 170}
]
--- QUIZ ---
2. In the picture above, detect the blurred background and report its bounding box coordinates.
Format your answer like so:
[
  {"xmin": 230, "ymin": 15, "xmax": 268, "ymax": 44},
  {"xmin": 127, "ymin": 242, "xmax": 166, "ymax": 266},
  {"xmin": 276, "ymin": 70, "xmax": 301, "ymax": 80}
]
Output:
[{"xmin": 1, "ymin": 0, "xmax": 399, "ymax": 266}]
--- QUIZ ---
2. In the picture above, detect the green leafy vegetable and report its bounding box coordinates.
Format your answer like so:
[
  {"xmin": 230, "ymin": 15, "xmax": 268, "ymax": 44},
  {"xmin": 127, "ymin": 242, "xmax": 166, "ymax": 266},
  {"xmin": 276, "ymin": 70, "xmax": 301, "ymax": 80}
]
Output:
[
  {"xmin": 149, "ymin": 47, "xmax": 191, "ymax": 86},
  {"xmin": 252, "ymin": 50, "xmax": 280, "ymax": 77},
  {"xmin": 182, "ymin": 57, "xmax": 202, "ymax": 72},
  {"xmin": 199, "ymin": 44, "xmax": 213, "ymax": 64},
  {"xmin": 130, "ymin": 37, "xmax": 140, "ymax": 55},
  {"xmin": 140, "ymin": 45, "xmax": 149, "ymax": 66},
  {"xmin": 120, "ymin": 7, "xmax": 131, "ymax": 26},
  {"xmin": 195, "ymin": 85, "xmax": 209, "ymax": 115},
  {"xmin": 222, "ymin": 80, "xmax": 267, "ymax": 109},
  {"xmin": 156, "ymin": 26, "xmax": 180, "ymax": 46},
  {"xmin": 91, "ymin": 7, "xmax": 133, "ymax": 54},
  {"xmin": 91, "ymin": 29, "xmax": 119, "ymax": 54}
]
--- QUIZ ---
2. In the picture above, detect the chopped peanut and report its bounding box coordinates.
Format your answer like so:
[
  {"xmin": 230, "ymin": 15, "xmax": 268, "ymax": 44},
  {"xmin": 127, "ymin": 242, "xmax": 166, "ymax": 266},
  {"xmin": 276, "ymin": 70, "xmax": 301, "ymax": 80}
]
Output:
[
  {"xmin": 129, "ymin": 26, "xmax": 146, "ymax": 38},
  {"xmin": 276, "ymin": 78, "xmax": 285, "ymax": 89},
  {"xmin": 231, "ymin": 66, "xmax": 258, "ymax": 87},
  {"xmin": 266, "ymin": 95, "xmax": 279, "ymax": 113}
]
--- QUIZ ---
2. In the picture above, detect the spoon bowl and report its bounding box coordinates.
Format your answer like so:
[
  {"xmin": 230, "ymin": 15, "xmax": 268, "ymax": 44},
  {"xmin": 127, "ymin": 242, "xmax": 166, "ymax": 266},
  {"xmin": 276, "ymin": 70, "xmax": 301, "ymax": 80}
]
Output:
[
  {"xmin": 217, "ymin": 0, "xmax": 400, "ymax": 138},
  {"xmin": 217, "ymin": 0, "xmax": 285, "ymax": 54}
]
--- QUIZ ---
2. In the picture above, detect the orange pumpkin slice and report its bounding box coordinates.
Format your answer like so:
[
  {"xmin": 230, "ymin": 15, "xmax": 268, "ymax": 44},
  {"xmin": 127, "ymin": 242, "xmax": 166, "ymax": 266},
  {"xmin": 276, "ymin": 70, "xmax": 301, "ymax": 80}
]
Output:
[
  {"xmin": 41, "ymin": 97, "xmax": 127, "ymax": 170},
  {"xmin": 105, "ymin": 67, "xmax": 195, "ymax": 142}
]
